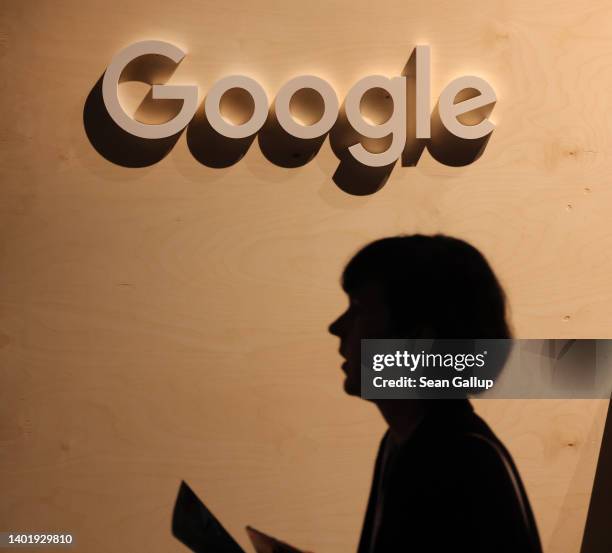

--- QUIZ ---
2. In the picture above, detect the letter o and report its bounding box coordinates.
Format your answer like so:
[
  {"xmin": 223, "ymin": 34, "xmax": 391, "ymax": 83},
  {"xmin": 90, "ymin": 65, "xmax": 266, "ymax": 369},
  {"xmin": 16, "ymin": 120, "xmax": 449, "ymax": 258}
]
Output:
[
  {"xmin": 275, "ymin": 76, "xmax": 339, "ymax": 139},
  {"xmin": 205, "ymin": 76, "xmax": 268, "ymax": 138}
]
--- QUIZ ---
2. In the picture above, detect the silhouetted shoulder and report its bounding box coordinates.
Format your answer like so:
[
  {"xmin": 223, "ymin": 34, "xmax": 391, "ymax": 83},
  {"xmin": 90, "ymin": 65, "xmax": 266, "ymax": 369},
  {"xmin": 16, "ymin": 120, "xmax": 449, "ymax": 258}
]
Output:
[{"xmin": 433, "ymin": 430, "xmax": 542, "ymax": 553}]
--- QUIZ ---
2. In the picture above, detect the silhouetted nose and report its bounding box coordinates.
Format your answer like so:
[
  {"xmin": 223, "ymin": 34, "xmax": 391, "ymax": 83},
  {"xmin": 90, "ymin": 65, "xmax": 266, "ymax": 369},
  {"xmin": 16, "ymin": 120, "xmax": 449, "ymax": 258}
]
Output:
[{"xmin": 328, "ymin": 311, "xmax": 345, "ymax": 337}]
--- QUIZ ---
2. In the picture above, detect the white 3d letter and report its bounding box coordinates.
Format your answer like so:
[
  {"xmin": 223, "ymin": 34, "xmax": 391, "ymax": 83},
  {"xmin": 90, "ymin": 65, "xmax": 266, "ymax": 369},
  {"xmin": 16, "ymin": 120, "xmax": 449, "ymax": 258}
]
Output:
[
  {"xmin": 415, "ymin": 45, "xmax": 431, "ymax": 139},
  {"xmin": 205, "ymin": 76, "xmax": 268, "ymax": 138},
  {"xmin": 274, "ymin": 76, "xmax": 339, "ymax": 139},
  {"xmin": 438, "ymin": 76, "xmax": 496, "ymax": 139},
  {"xmin": 344, "ymin": 75, "xmax": 406, "ymax": 167},
  {"xmin": 102, "ymin": 40, "xmax": 198, "ymax": 139}
]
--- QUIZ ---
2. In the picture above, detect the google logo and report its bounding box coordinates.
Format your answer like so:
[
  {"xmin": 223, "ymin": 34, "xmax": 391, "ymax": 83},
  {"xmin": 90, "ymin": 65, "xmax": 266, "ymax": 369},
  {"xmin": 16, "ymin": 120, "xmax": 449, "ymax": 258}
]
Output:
[{"xmin": 100, "ymin": 40, "xmax": 496, "ymax": 170}]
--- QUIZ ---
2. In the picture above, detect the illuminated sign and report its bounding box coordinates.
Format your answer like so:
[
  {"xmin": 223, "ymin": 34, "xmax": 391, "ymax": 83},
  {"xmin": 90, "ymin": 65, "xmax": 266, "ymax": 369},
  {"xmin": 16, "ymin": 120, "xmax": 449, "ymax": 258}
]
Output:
[{"xmin": 100, "ymin": 40, "xmax": 496, "ymax": 169}]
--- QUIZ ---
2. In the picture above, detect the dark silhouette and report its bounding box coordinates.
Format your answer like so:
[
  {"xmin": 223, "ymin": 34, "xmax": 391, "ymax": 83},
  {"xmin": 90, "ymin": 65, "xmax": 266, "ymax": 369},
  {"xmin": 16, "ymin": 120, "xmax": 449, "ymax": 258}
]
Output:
[
  {"xmin": 329, "ymin": 235, "xmax": 542, "ymax": 553},
  {"xmin": 581, "ymin": 398, "xmax": 612, "ymax": 553}
]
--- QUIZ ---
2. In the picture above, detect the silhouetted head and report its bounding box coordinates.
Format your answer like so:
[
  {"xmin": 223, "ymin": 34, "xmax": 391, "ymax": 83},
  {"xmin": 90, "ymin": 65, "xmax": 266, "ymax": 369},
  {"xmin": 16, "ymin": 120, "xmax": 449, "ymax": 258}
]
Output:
[{"xmin": 328, "ymin": 234, "xmax": 511, "ymax": 396}]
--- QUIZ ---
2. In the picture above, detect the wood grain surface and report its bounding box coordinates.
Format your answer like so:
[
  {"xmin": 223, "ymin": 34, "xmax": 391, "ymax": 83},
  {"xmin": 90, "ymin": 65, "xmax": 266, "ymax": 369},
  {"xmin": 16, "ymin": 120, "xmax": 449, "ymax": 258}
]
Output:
[{"xmin": 1, "ymin": 1, "xmax": 611, "ymax": 551}]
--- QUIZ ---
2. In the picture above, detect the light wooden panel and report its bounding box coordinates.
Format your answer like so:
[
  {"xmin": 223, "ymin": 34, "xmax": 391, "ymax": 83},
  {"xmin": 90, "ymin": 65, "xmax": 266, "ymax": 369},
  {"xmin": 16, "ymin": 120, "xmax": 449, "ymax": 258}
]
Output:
[{"xmin": 1, "ymin": 1, "xmax": 611, "ymax": 552}]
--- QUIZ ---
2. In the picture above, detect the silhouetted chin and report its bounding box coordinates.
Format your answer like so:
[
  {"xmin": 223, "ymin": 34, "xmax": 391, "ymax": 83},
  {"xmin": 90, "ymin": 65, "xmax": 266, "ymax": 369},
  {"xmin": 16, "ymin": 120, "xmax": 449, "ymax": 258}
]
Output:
[{"xmin": 343, "ymin": 375, "xmax": 361, "ymax": 397}]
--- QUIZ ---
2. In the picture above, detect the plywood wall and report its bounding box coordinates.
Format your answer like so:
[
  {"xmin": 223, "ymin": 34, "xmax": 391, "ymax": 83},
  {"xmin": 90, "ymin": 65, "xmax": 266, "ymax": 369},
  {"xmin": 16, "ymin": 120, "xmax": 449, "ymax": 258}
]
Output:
[{"xmin": 1, "ymin": 1, "xmax": 611, "ymax": 552}]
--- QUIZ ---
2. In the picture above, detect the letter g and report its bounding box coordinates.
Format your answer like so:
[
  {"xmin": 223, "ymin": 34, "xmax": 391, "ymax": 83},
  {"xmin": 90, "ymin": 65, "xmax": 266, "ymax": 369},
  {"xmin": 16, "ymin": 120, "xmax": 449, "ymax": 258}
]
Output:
[
  {"xmin": 102, "ymin": 40, "xmax": 198, "ymax": 139},
  {"xmin": 373, "ymin": 354, "xmax": 385, "ymax": 371}
]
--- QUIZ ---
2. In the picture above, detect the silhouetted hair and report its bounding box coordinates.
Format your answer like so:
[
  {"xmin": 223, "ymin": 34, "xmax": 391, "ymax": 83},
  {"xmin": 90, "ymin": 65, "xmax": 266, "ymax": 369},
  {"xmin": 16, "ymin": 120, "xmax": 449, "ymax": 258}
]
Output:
[{"xmin": 342, "ymin": 234, "xmax": 511, "ymax": 339}]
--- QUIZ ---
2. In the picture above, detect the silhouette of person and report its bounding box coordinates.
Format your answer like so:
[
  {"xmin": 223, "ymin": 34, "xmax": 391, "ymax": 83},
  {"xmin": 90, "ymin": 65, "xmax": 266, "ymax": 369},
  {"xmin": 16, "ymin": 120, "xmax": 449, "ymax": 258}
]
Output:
[{"xmin": 328, "ymin": 235, "xmax": 542, "ymax": 553}]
